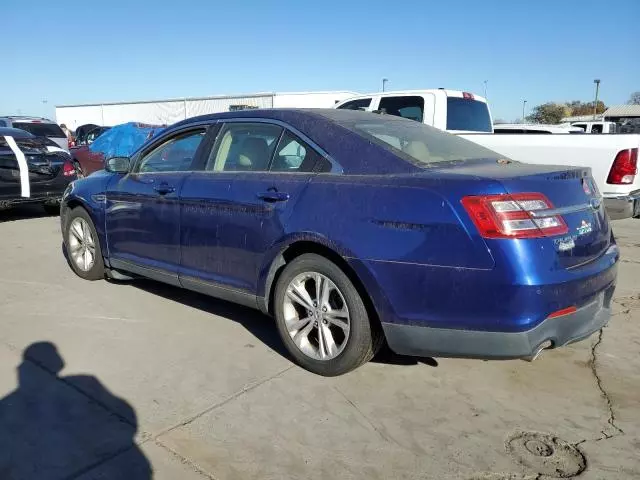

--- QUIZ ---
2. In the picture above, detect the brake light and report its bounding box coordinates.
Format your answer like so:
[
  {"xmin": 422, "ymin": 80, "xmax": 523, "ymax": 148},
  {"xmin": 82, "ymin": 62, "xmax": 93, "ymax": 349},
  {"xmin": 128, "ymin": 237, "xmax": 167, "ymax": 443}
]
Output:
[
  {"xmin": 62, "ymin": 161, "xmax": 76, "ymax": 177},
  {"xmin": 462, "ymin": 92, "xmax": 475, "ymax": 100},
  {"xmin": 461, "ymin": 193, "xmax": 568, "ymax": 239},
  {"xmin": 607, "ymin": 148, "xmax": 638, "ymax": 185},
  {"xmin": 548, "ymin": 306, "xmax": 577, "ymax": 319}
]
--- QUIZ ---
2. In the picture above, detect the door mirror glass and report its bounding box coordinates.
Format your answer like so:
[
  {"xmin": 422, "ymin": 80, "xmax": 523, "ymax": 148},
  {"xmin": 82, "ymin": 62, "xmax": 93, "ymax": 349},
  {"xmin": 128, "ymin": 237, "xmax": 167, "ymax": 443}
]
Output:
[{"xmin": 106, "ymin": 156, "xmax": 130, "ymax": 173}]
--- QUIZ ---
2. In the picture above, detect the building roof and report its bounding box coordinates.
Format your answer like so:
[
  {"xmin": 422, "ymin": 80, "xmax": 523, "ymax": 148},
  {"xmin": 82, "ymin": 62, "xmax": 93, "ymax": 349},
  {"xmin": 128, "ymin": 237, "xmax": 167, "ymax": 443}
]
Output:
[{"xmin": 603, "ymin": 105, "xmax": 640, "ymax": 117}]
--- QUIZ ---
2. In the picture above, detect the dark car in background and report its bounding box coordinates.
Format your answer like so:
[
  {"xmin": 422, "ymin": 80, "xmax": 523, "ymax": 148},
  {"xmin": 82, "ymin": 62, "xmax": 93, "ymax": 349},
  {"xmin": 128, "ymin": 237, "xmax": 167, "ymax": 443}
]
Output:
[
  {"xmin": 1, "ymin": 128, "xmax": 76, "ymax": 213},
  {"xmin": 71, "ymin": 122, "xmax": 162, "ymax": 177},
  {"xmin": 0, "ymin": 116, "xmax": 69, "ymax": 151}
]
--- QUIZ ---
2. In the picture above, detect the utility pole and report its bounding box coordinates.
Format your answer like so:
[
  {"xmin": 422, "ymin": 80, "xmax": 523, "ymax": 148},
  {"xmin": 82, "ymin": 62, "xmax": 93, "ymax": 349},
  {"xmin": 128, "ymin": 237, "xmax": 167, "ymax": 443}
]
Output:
[
  {"xmin": 483, "ymin": 80, "xmax": 488, "ymax": 99},
  {"xmin": 522, "ymin": 100, "xmax": 527, "ymax": 123},
  {"xmin": 593, "ymin": 79, "xmax": 601, "ymax": 120},
  {"xmin": 382, "ymin": 78, "xmax": 388, "ymax": 92}
]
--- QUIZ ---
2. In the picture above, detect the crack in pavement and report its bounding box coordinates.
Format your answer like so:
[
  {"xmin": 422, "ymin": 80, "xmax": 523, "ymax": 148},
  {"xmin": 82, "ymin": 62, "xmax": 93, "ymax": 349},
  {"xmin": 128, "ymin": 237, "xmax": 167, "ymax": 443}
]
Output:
[
  {"xmin": 154, "ymin": 439, "xmax": 218, "ymax": 480},
  {"xmin": 588, "ymin": 328, "xmax": 624, "ymax": 439}
]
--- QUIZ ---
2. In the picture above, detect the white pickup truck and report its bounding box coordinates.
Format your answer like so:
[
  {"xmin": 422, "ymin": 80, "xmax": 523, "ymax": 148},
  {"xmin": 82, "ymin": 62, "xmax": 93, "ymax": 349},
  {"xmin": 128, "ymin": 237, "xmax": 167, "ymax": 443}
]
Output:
[{"xmin": 335, "ymin": 90, "xmax": 640, "ymax": 219}]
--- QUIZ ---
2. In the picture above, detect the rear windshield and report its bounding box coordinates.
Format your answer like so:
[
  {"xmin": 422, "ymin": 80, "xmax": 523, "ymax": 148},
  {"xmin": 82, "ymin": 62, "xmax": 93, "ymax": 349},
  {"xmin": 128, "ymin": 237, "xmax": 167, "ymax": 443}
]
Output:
[
  {"xmin": 341, "ymin": 115, "xmax": 501, "ymax": 166},
  {"xmin": 13, "ymin": 122, "xmax": 66, "ymax": 138},
  {"xmin": 446, "ymin": 98, "xmax": 492, "ymax": 132}
]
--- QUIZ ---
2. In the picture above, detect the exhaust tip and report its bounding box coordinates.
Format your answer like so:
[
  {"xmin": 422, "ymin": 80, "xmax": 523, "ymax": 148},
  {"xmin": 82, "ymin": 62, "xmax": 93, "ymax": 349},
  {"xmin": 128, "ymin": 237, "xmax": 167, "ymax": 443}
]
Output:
[{"xmin": 523, "ymin": 340, "xmax": 553, "ymax": 362}]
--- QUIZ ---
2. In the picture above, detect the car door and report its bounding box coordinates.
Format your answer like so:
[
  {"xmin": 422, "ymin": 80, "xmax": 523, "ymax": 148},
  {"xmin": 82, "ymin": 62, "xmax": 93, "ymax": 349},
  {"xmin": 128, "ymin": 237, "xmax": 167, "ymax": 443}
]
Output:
[
  {"xmin": 179, "ymin": 121, "xmax": 331, "ymax": 303},
  {"xmin": 105, "ymin": 126, "xmax": 208, "ymax": 285}
]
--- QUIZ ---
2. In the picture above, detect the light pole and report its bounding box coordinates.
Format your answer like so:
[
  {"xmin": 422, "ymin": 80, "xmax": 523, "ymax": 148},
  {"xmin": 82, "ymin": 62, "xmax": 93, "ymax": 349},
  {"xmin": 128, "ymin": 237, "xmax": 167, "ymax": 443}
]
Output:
[
  {"xmin": 483, "ymin": 80, "xmax": 488, "ymax": 99},
  {"xmin": 382, "ymin": 78, "xmax": 388, "ymax": 92},
  {"xmin": 522, "ymin": 100, "xmax": 527, "ymax": 123},
  {"xmin": 593, "ymin": 79, "xmax": 601, "ymax": 120}
]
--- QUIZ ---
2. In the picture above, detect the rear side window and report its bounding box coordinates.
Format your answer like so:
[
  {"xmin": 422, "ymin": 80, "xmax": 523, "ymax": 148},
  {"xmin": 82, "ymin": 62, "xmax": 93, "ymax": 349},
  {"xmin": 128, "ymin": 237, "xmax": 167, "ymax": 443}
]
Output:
[
  {"xmin": 378, "ymin": 96, "xmax": 424, "ymax": 122},
  {"xmin": 207, "ymin": 123, "xmax": 282, "ymax": 172},
  {"xmin": 446, "ymin": 98, "xmax": 492, "ymax": 132},
  {"xmin": 12, "ymin": 122, "xmax": 66, "ymax": 138},
  {"xmin": 337, "ymin": 98, "xmax": 372, "ymax": 111},
  {"xmin": 591, "ymin": 124, "xmax": 603, "ymax": 134},
  {"xmin": 271, "ymin": 131, "xmax": 323, "ymax": 172}
]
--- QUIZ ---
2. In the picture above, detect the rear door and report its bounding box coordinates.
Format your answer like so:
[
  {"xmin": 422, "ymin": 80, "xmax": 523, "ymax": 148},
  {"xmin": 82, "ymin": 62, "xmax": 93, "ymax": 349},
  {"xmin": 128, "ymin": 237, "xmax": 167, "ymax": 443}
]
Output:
[
  {"xmin": 105, "ymin": 127, "xmax": 208, "ymax": 284},
  {"xmin": 179, "ymin": 121, "xmax": 330, "ymax": 297}
]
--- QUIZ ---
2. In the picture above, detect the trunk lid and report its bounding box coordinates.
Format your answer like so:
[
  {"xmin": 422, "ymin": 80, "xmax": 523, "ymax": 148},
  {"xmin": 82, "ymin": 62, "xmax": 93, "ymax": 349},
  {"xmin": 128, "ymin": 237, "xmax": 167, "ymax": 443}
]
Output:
[{"xmin": 443, "ymin": 160, "xmax": 610, "ymax": 269}]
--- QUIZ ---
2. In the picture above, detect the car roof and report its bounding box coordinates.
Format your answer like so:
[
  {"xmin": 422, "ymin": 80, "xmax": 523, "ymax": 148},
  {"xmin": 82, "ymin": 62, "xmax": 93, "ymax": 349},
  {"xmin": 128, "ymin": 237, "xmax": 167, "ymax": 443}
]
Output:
[
  {"xmin": 0, "ymin": 115, "xmax": 55, "ymax": 123},
  {"xmin": 336, "ymin": 89, "xmax": 488, "ymax": 103},
  {"xmin": 0, "ymin": 127, "xmax": 36, "ymax": 138}
]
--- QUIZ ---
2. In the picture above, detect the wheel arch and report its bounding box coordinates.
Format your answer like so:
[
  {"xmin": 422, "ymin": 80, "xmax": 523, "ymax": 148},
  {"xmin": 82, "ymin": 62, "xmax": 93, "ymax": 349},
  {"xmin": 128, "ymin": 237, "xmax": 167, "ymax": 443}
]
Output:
[{"xmin": 259, "ymin": 238, "xmax": 389, "ymax": 334}]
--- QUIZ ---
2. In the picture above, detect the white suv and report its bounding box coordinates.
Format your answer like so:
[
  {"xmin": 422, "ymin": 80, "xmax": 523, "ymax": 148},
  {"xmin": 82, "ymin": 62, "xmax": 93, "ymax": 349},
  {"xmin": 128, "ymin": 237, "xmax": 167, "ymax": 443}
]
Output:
[{"xmin": 0, "ymin": 116, "xmax": 68, "ymax": 151}]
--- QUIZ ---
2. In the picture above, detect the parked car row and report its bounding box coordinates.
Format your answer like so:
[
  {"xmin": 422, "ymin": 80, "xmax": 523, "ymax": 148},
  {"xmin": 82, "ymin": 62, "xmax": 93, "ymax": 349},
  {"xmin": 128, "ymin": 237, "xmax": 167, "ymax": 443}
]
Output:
[{"xmin": 60, "ymin": 108, "xmax": 618, "ymax": 376}]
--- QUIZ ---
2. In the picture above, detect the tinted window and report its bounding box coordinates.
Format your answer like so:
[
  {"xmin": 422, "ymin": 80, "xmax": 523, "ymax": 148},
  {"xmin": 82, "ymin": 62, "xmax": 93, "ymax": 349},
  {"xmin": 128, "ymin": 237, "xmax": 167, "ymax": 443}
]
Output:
[
  {"xmin": 378, "ymin": 96, "xmax": 424, "ymax": 122},
  {"xmin": 12, "ymin": 122, "xmax": 66, "ymax": 138},
  {"xmin": 446, "ymin": 98, "xmax": 492, "ymax": 132},
  {"xmin": 137, "ymin": 130, "xmax": 205, "ymax": 173},
  {"xmin": 207, "ymin": 123, "xmax": 282, "ymax": 172},
  {"xmin": 341, "ymin": 116, "xmax": 501, "ymax": 166},
  {"xmin": 0, "ymin": 120, "xmax": 6, "ymax": 127},
  {"xmin": 493, "ymin": 128, "xmax": 524, "ymax": 134},
  {"xmin": 271, "ymin": 131, "xmax": 324, "ymax": 172},
  {"xmin": 591, "ymin": 124, "xmax": 603, "ymax": 133},
  {"xmin": 336, "ymin": 98, "xmax": 372, "ymax": 111}
]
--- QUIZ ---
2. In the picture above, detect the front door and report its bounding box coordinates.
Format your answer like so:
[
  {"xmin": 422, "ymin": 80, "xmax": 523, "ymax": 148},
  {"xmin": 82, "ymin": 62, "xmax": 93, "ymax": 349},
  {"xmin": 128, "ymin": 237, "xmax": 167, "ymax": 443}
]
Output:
[
  {"xmin": 105, "ymin": 128, "xmax": 207, "ymax": 285},
  {"xmin": 179, "ymin": 122, "xmax": 328, "ymax": 297}
]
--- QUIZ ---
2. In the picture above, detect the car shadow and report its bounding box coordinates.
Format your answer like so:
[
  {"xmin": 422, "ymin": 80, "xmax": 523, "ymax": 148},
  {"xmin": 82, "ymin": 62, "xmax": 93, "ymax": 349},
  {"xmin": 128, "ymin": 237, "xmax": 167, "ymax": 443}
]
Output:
[
  {"xmin": 0, "ymin": 204, "xmax": 58, "ymax": 222},
  {"xmin": 122, "ymin": 277, "xmax": 439, "ymax": 369}
]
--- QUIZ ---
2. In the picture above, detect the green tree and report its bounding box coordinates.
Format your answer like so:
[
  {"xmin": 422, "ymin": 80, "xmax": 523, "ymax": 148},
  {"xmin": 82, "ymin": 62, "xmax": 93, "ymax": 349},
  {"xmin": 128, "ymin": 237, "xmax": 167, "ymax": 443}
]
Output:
[
  {"xmin": 566, "ymin": 100, "xmax": 606, "ymax": 116},
  {"xmin": 628, "ymin": 92, "xmax": 640, "ymax": 105},
  {"xmin": 526, "ymin": 103, "xmax": 567, "ymax": 124}
]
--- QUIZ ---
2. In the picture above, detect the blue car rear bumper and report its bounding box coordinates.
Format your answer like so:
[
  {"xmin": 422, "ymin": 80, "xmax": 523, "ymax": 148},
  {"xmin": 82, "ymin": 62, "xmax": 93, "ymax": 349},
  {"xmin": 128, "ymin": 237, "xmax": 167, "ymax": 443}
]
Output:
[{"xmin": 382, "ymin": 283, "xmax": 614, "ymax": 359}]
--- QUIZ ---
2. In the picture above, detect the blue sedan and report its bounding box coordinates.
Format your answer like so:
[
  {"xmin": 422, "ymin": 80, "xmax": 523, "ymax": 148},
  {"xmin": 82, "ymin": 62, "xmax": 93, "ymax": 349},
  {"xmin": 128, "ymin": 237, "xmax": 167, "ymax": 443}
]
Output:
[{"xmin": 60, "ymin": 109, "xmax": 618, "ymax": 376}]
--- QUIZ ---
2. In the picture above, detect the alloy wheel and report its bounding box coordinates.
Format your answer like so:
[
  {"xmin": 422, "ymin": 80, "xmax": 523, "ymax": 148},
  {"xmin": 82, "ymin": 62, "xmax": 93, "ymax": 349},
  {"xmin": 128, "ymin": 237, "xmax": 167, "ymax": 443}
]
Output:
[{"xmin": 68, "ymin": 217, "xmax": 96, "ymax": 272}]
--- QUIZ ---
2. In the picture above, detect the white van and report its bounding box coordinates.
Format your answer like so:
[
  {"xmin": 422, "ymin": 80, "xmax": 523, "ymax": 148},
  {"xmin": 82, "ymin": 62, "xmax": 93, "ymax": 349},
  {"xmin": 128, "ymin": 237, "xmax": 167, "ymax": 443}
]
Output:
[{"xmin": 334, "ymin": 89, "xmax": 493, "ymax": 133}]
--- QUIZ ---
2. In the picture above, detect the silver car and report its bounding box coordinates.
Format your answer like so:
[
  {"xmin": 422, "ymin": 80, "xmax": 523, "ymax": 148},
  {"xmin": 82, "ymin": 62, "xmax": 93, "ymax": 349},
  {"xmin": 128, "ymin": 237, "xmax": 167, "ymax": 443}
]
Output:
[{"xmin": 0, "ymin": 116, "xmax": 69, "ymax": 151}]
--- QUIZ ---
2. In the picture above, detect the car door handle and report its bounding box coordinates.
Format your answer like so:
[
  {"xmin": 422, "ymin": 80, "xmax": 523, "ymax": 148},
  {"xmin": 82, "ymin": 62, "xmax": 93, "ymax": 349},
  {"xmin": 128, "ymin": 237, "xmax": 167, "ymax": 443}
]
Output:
[
  {"xmin": 154, "ymin": 184, "xmax": 176, "ymax": 195},
  {"xmin": 257, "ymin": 191, "xmax": 290, "ymax": 202}
]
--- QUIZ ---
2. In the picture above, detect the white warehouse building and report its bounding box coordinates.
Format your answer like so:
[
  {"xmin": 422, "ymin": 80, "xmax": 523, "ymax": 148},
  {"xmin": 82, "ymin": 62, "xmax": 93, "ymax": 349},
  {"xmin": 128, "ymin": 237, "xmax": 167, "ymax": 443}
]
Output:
[{"xmin": 55, "ymin": 91, "xmax": 357, "ymax": 130}]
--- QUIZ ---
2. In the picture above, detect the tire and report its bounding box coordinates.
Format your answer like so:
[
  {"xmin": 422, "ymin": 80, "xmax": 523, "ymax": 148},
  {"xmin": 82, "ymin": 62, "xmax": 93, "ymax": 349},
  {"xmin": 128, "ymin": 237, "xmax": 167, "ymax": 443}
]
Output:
[
  {"xmin": 43, "ymin": 203, "xmax": 60, "ymax": 215},
  {"xmin": 273, "ymin": 253, "xmax": 381, "ymax": 376},
  {"xmin": 63, "ymin": 207, "xmax": 105, "ymax": 281}
]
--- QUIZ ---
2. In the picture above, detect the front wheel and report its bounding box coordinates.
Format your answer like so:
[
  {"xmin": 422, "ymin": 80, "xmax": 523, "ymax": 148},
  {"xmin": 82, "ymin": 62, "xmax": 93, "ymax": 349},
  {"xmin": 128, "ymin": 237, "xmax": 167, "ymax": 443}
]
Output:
[
  {"xmin": 64, "ymin": 207, "xmax": 105, "ymax": 280},
  {"xmin": 273, "ymin": 254, "xmax": 381, "ymax": 376}
]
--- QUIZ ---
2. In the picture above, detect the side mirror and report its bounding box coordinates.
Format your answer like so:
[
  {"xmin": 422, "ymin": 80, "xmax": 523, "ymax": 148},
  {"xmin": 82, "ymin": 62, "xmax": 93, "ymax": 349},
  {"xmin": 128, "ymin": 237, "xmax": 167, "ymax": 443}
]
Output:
[{"xmin": 106, "ymin": 157, "xmax": 130, "ymax": 173}]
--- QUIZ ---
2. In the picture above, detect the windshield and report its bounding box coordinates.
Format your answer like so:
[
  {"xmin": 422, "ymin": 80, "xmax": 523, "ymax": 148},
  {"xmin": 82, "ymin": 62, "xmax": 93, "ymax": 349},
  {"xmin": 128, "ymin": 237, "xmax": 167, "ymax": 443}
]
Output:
[
  {"xmin": 446, "ymin": 97, "xmax": 492, "ymax": 132},
  {"xmin": 340, "ymin": 115, "xmax": 502, "ymax": 166}
]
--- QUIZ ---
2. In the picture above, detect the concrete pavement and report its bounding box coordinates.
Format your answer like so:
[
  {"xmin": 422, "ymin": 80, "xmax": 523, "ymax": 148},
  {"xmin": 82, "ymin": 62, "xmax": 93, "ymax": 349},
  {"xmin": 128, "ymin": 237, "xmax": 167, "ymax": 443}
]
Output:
[{"xmin": 0, "ymin": 205, "xmax": 638, "ymax": 479}]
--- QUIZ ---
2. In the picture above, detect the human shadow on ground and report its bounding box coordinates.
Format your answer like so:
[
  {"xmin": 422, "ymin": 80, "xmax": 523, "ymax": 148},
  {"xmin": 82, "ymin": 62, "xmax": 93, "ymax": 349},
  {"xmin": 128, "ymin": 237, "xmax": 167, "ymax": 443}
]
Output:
[
  {"xmin": 131, "ymin": 278, "xmax": 439, "ymax": 369},
  {"xmin": 0, "ymin": 342, "xmax": 150, "ymax": 480}
]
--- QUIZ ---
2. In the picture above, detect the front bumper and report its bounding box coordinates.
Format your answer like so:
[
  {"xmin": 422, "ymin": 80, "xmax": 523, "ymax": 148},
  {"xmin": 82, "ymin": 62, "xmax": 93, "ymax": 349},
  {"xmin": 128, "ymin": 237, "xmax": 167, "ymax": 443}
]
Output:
[
  {"xmin": 382, "ymin": 283, "xmax": 615, "ymax": 360},
  {"xmin": 604, "ymin": 189, "xmax": 640, "ymax": 220}
]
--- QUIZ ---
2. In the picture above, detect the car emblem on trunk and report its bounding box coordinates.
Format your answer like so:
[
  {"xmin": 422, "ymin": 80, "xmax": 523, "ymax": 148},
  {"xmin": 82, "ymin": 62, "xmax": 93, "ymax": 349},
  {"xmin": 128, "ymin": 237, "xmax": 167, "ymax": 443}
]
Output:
[{"xmin": 576, "ymin": 220, "xmax": 593, "ymax": 235}]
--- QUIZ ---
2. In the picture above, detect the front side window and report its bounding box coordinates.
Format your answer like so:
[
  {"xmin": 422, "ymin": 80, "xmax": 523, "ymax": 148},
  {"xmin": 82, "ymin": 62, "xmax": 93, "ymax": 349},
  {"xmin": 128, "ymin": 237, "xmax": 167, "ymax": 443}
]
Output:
[
  {"xmin": 378, "ymin": 96, "xmax": 424, "ymax": 122},
  {"xmin": 206, "ymin": 123, "xmax": 282, "ymax": 172},
  {"xmin": 137, "ymin": 130, "xmax": 205, "ymax": 173},
  {"xmin": 271, "ymin": 131, "xmax": 324, "ymax": 172},
  {"xmin": 591, "ymin": 124, "xmax": 603, "ymax": 134},
  {"xmin": 336, "ymin": 98, "xmax": 372, "ymax": 111}
]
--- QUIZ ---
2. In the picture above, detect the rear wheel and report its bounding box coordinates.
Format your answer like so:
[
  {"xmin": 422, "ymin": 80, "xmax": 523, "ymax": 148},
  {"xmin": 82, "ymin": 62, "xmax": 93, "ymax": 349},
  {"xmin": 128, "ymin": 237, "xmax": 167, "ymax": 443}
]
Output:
[
  {"xmin": 273, "ymin": 254, "xmax": 380, "ymax": 376},
  {"xmin": 64, "ymin": 207, "xmax": 104, "ymax": 280}
]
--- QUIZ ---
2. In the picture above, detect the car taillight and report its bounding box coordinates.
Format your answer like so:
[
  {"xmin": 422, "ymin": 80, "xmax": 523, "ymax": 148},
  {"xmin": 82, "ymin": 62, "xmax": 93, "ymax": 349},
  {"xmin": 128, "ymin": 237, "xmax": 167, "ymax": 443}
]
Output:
[
  {"xmin": 461, "ymin": 193, "xmax": 568, "ymax": 239},
  {"xmin": 63, "ymin": 161, "xmax": 76, "ymax": 177},
  {"xmin": 607, "ymin": 148, "xmax": 638, "ymax": 185}
]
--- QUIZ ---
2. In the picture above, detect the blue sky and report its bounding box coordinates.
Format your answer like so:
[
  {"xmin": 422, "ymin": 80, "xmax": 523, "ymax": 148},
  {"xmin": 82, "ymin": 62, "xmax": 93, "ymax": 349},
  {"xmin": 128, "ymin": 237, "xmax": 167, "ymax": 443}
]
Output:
[{"xmin": 3, "ymin": 0, "xmax": 639, "ymax": 121}]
